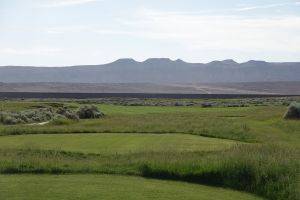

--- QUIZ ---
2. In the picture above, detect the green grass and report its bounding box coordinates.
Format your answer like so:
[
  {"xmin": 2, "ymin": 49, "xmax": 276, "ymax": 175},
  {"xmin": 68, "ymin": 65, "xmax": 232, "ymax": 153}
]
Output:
[
  {"xmin": 141, "ymin": 145, "xmax": 300, "ymax": 200},
  {"xmin": 0, "ymin": 146, "xmax": 297, "ymax": 200},
  {"xmin": 99, "ymin": 104, "xmax": 252, "ymax": 114},
  {"xmin": 0, "ymin": 113, "xmax": 255, "ymax": 142},
  {"xmin": 1, "ymin": 105, "xmax": 300, "ymax": 145},
  {"xmin": 0, "ymin": 174, "xmax": 264, "ymax": 200},
  {"xmin": 0, "ymin": 133, "xmax": 238, "ymax": 154},
  {"xmin": 0, "ymin": 100, "xmax": 299, "ymax": 200}
]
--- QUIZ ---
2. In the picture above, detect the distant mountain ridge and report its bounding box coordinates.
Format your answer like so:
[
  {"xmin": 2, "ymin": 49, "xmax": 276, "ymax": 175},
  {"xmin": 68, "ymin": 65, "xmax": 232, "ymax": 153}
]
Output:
[{"xmin": 1, "ymin": 58, "xmax": 300, "ymax": 83}]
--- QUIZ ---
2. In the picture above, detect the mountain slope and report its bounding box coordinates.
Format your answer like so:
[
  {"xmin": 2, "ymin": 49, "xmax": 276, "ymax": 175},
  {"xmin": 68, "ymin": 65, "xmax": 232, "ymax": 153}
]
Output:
[{"xmin": 0, "ymin": 59, "xmax": 300, "ymax": 83}]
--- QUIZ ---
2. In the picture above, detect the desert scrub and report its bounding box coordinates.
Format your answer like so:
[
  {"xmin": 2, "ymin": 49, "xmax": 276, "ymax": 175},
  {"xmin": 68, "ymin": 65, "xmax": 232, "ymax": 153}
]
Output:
[
  {"xmin": 0, "ymin": 108, "xmax": 53, "ymax": 125},
  {"xmin": 56, "ymin": 106, "xmax": 79, "ymax": 120},
  {"xmin": 0, "ymin": 105, "xmax": 104, "ymax": 125},
  {"xmin": 284, "ymin": 102, "xmax": 300, "ymax": 119}
]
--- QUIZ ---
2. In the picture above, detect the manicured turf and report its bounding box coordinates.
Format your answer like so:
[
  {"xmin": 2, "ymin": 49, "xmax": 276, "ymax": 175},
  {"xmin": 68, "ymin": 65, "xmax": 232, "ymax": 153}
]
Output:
[
  {"xmin": 0, "ymin": 175, "xmax": 264, "ymax": 200},
  {"xmin": 0, "ymin": 133, "xmax": 238, "ymax": 154}
]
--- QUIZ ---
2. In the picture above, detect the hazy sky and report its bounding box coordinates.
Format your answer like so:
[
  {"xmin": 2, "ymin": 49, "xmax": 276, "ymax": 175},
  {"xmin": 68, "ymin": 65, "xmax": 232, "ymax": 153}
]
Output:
[{"xmin": 1, "ymin": 0, "xmax": 300, "ymax": 66}]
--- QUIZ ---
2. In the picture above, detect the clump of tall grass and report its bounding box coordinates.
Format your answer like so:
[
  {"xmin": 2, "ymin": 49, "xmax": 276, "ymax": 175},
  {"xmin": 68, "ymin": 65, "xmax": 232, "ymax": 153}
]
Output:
[
  {"xmin": 284, "ymin": 102, "xmax": 300, "ymax": 119},
  {"xmin": 141, "ymin": 145, "xmax": 300, "ymax": 200}
]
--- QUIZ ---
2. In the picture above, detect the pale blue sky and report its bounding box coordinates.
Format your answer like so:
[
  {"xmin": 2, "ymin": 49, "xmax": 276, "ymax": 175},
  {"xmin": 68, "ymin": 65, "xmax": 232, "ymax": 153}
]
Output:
[{"xmin": 0, "ymin": 0, "xmax": 300, "ymax": 66}]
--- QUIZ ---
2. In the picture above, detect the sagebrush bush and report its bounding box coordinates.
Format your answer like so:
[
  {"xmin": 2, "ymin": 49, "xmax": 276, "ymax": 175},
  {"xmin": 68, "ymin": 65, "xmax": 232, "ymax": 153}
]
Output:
[
  {"xmin": 56, "ymin": 107, "xmax": 79, "ymax": 120},
  {"xmin": 2, "ymin": 116, "xmax": 18, "ymax": 125},
  {"xmin": 284, "ymin": 103, "xmax": 300, "ymax": 119},
  {"xmin": 77, "ymin": 105, "xmax": 104, "ymax": 119},
  {"xmin": 0, "ymin": 105, "xmax": 90, "ymax": 125},
  {"xmin": 0, "ymin": 109, "xmax": 53, "ymax": 125}
]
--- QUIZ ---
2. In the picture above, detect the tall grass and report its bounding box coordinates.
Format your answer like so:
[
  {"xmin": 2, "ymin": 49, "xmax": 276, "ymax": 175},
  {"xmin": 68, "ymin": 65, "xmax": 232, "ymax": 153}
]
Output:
[
  {"xmin": 141, "ymin": 145, "xmax": 300, "ymax": 200},
  {"xmin": 0, "ymin": 145, "xmax": 298, "ymax": 200}
]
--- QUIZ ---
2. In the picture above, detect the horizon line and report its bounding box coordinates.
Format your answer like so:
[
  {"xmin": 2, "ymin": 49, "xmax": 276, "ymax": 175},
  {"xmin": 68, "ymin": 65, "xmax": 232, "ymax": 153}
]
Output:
[{"xmin": 1, "ymin": 58, "xmax": 300, "ymax": 68}]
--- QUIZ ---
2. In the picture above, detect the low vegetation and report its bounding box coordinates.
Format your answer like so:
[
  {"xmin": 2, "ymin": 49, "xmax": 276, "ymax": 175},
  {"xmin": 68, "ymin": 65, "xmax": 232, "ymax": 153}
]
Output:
[
  {"xmin": 0, "ymin": 105, "xmax": 104, "ymax": 125},
  {"xmin": 0, "ymin": 108, "xmax": 53, "ymax": 125},
  {"xmin": 75, "ymin": 96, "xmax": 300, "ymax": 107}
]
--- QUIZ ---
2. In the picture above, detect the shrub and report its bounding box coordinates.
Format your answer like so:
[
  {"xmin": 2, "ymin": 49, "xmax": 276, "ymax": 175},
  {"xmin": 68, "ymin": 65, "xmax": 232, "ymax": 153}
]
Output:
[
  {"xmin": 0, "ymin": 112, "xmax": 19, "ymax": 125},
  {"xmin": 2, "ymin": 116, "xmax": 18, "ymax": 125},
  {"xmin": 0, "ymin": 107, "xmax": 77, "ymax": 125},
  {"xmin": 0, "ymin": 105, "xmax": 103, "ymax": 125},
  {"xmin": 77, "ymin": 105, "xmax": 104, "ymax": 119},
  {"xmin": 56, "ymin": 107, "xmax": 79, "ymax": 120},
  {"xmin": 284, "ymin": 103, "xmax": 300, "ymax": 119}
]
